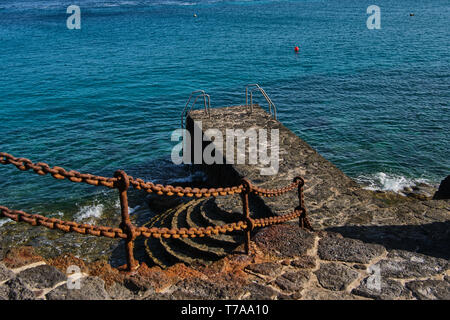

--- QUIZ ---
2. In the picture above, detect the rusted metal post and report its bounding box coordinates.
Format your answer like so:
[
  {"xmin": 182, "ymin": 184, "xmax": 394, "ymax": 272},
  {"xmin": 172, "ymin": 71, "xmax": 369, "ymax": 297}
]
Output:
[
  {"xmin": 295, "ymin": 176, "xmax": 314, "ymax": 231},
  {"xmin": 240, "ymin": 178, "xmax": 253, "ymax": 255},
  {"xmin": 297, "ymin": 176, "xmax": 305, "ymax": 228},
  {"xmin": 114, "ymin": 170, "xmax": 139, "ymax": 271}
]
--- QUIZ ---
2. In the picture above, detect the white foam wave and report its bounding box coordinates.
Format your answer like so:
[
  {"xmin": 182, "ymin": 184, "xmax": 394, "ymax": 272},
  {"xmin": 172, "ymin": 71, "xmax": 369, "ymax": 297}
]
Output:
[
  {"xmin": 75, "ymin": 203, "xmax": 104, "ymax": 221},
  {"xmin": 356, "ymin": 172, "xmax": 433, "ymax": 193},
  {"xmin": 52, "ymin": 211, "xmax": 64, "ymax": 217},
  {"xmin": 0, "ymin": 218, "xmax": 12, "ymax": 227}
]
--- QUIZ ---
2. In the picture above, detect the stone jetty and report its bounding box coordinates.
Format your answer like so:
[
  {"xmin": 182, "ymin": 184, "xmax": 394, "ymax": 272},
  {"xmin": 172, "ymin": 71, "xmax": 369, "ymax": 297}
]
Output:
[{"xmin": 0, "ymin": 104, "xmax": 448, "ymax": 300}]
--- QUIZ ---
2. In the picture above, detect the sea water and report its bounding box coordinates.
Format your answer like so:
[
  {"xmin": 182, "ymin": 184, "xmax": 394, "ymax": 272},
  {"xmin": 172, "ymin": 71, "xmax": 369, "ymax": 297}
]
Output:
[{"xmin": 0, "ymin": 0, "xmax": 448, "ymax": 222}]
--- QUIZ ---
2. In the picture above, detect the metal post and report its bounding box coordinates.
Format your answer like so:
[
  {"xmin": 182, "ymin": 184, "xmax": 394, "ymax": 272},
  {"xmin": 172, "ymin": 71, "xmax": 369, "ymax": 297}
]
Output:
[
  {"xmin": 296, "ymin": 176, "xmax": 305, "ymax": 228},
  {"xmin": 240, "ymin": 178, "xmax": 253, "ymax": 254},
  {"xmin": 295, "ymin": 176, "xmax": 314, "ymax": 231},
  {"xmin": 114, "ymin": 170, "xmax": 139, "ymax": 271}
]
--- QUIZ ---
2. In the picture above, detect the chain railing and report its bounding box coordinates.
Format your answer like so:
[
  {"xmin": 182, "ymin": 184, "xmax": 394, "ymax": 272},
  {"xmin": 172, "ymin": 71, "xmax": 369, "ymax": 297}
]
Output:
[{"xmin": 0, "ymin": 152, "xmax": 313, "ymax": 272}]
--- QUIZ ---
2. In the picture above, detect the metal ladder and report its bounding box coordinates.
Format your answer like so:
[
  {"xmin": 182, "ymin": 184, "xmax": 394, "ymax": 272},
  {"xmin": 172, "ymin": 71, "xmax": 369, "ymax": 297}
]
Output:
[
  {"xmin": 181, "ymin": 90, "xmax": 211, "ymax": 129},
  {"xmin": 180, "ymin": 85, "xmax": 277, "ymax": 128},
  {"xmin": 245, "ymin": 84, "xmax": 277, "ymax": 120}
]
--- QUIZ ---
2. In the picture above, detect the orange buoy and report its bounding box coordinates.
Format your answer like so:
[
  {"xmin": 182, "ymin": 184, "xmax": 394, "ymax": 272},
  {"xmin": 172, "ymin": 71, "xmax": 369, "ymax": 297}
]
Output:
[{"xmin": 294, "ymin": 46, "xmax": 300, "ymax": 53}]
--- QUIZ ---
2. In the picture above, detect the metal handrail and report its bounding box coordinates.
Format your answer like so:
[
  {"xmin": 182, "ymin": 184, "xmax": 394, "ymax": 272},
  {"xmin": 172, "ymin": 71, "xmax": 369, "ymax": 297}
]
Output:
[
  {"xmin": 249, "ymin": 88, "xmax": 275, "ymax": 117},
  {"xmin": 181, "ymin": 85, "xmax": 276, "ymax": 129},
  {"xmin": 245, "ymin": 84, "xmax": 277, "ymax": 120},
  {"xmin": 181, "ymin": 90, "xmax": 211, "ymax": 128}
]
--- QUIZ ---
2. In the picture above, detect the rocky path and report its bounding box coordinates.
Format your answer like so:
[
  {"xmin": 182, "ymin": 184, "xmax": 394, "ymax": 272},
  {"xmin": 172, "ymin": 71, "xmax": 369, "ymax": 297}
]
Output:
[
  {"xmin": 1, "ymin": 221, "xmax": 449, "ymax": 300},
  {"xmin": 0, "ymin": 252, "xmax": 112, "ymax": 300}
]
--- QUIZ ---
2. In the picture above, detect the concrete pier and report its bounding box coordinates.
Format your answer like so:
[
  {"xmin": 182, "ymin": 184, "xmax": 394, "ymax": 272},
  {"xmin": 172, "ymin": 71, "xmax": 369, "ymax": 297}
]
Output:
[{"xmin": 187, "ymin": 104, "xmax": 449, "ymax": 231}]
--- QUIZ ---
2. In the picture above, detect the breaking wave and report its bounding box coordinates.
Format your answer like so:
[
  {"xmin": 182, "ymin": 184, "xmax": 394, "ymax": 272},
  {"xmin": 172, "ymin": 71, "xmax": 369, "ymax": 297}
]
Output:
[
  {"xmin": 356, "ymin": 172, "xmax": 434, "ymax": 193},
  {"xmin": 75, "ymin": 202, "xmax": 104, "ymax": 221},
  {"xmin": 0, "ymin": 218, "xmax": 12, "ymax": 227}
]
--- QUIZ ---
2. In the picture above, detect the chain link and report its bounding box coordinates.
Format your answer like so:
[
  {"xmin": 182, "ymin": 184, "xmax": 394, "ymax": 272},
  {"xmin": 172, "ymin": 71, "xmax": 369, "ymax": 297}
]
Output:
[
  {"xmin": 0, "ymin": 152, "xmax": 312, "ymax": 269},
  {"xmin": 0, "ymin": 205, "xmax": 307, "ymax": 239},
  {"xmin": 0, "ymin": 206, "xmax": 128, "ymax": 238},
  {"xmin": 0, "ymin": 152, "xmax": 303, "ymax": 197}
]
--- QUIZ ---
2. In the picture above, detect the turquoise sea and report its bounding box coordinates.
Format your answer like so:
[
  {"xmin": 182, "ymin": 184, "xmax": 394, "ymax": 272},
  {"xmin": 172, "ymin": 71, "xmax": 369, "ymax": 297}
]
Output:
[{"xmin": 0, "ymin": 0, "xmax": 449, "ymax": 223}]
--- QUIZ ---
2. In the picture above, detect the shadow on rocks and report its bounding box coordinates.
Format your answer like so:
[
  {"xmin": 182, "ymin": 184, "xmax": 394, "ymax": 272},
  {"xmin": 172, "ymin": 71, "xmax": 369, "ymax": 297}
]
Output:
[
  {"xmin": 108, "ymin": 237, "xmax": 159, "ymax": 269},
  {"xmin": 326, "ymin": 221, "xmax": 450, "ymax": 260}
]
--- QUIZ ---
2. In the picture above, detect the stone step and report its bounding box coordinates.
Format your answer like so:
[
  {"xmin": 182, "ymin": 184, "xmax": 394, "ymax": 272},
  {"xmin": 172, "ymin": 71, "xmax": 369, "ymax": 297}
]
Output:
[
  {"xmin": 143, "ymin": 198, "xmax": 245, "ymax": 268},
  {"xmin": 171, "ymin": 199, "xmax": 228, "ymax": 260},
  {"xmin": 195, "ymin": 201, "xmax": 245, "ymax": 244},
  {"xmin": 170, "ymin": 199, "xmax": 201, "ymax": 230},
  {"xmin": 143, "ymin": 207, "xmax": 182, "ymax": 268},
  {"xmin": 187, "ymin": 199, "xmax": 244, "ymax": 247},
  {"xmin": 157, "ymin": 201, "xmax": 219, "ymax": 266},
  {"xmin": 155, "ymin": 199, "xmax": 225, "ymax": 265},
  {"xmin": 214, "ymin": 195, "xmax": 244, "ymax": 216},
  {"xmin": 201, "ymin": 198, "xmax": 243, "ymax": 225},
  {"xmin": 159, "ymin": 237, "xmax": 209, "ymax": 266},
  {"xmin": 144, "ymin": 237, "xmax": 179, "ymax": 269}
]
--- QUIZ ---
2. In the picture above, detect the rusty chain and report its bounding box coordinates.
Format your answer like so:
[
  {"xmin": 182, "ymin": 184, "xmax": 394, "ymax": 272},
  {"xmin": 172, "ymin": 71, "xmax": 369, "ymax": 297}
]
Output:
[
  {"xmin": 0, "ymin": 205, "xmax": 128, "ymax": 239},
  {"xmin": 0, "ymin": 152, "xmax": 303, "ymax": 197},
  {"xmin": 0, "ymin": 205, "xmax": 306, "ymax": 239},
  {"xmin": 0, "ymin": 151, "xmax": 312, "ymax": 271}
]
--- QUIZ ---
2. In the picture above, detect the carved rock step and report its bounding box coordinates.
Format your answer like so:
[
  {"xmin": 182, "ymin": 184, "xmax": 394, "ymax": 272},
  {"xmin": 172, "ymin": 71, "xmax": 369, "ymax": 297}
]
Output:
[
  {"xmin": 145, "ymin": 237, "xmax": 179, "ymax": 269},
  {"xmin": 143, "ymin": 198, "xmax": 245, "ymax": 268},
  {"xmin": 200, "ymin": 198, "xmax": 243, "ymax": 225},
  {"xmin": 144, "ymin": 207, "xmax": 182, "ymax": 268},
  {"xmin": 158, "ymin": 201, "xmax": 220, "ymax": 265},
  {"xmin": 170, "ymin": 200, "xmax": 235, "ymax": 260},
  {"xmin": 188, "ymin": 199, "xmax": 245, "ymax": 247},
  {"xmin": 160, "ymin": 199, "xmax": 243, "ymax": 266}
]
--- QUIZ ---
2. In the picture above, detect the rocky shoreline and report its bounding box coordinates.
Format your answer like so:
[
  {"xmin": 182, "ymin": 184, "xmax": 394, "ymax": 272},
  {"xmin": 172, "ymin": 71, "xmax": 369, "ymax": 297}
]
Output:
[
  {"xmin": 0, "ymin": 177, "xmax": 449, "ymax": 300},
  {"xmin": 1, "ymin": 218, "xmax": 449, "ymax": 300}
]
